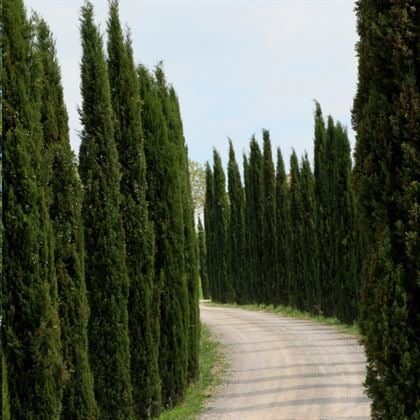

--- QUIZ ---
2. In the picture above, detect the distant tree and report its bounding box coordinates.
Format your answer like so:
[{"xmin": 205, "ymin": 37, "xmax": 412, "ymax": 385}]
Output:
[
  {"xmin": 247, "ymin": 138, "xmax": 265, "ymax": 303},
  {"xmin": 34, "ymin": 17, "xmax": 98, "ymax": 419},
  {"xmin": 353, "ymin": 1, "xmax": 420, "ymax": 417},
  {"xmin": 106, "ymin": 2, "xmax": 160, "ymax": 417},
  {"xmin": 330, "ymin": 122, "xmax": 358, "ymax": 324},
  {"xmin": 198, "ymin": 218, "xmax": 210, "ymax": 299},
  {"xmin": 212, "ymin": 149, "xmax": 234, "ymax": 303},
  {"xmin": 300, "ymin": 155, "xmax": 320, "ymax": 313},
  {"xmin": 288, "ymin": 151, "xmax": 305, "ymax": 309},
  {"xmin": 313, "ymin": 103, "xmax": 334, "ymax": 316},
  {"xmin": 2, "ymin": 0, "xmax": 64, "ymax": 417},
  {"xmin": 262, "ymin": 130, "xmax": 277, "ymax": 304},
  {"xmin": 189, "ymin": 160, "xmax": 206, "ymax": 218},
  {"xmin": 204, "ymin": 163, "xmax": 216, "ymax": 300},
  {"xmin": 243, "ymin": 154, "xmax": 251, "ymax": 303},
  {"xmin": 227, "ymin": 140, "xmax": 246, "ymax": 304},
  {"xmin": 78, "ymin": 3, "xmax": 133, "ymax": 417},
  {"xmin": 313, "ymin": 103, "xmax": 359, "ymax": 322},
  {"xmin": 275, "ymin": 148, "xmax": 291, "ymax": 306}
]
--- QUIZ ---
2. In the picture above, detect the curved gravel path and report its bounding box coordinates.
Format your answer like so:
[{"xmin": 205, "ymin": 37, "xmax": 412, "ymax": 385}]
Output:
[{"xmin": 200, "ymin": 304, "xmax": 370, "ymax": 420}]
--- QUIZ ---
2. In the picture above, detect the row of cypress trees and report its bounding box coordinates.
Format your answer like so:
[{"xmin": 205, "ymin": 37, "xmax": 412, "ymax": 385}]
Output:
[
  {"xmin": 2, "ymin": 0, "xmax": 199, "ymax": 418},
  {"xmin": 203, "ymin": 104, "xmax": 360, "ymax": 324}
]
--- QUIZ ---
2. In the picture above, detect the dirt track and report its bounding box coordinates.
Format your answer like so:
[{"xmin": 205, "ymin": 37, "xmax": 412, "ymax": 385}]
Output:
[{"xmin": 200, "ymin": 304, "xmax": 370, "ymax": 420}]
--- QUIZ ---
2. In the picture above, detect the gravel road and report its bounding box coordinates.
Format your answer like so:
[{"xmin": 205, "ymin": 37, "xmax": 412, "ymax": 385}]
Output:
[{"xmin": 200, "ymin": 304, "xmax": 370, "ymax": 420}]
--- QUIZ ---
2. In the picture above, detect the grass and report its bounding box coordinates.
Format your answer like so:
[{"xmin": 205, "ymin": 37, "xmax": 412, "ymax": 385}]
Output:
[
  {"xmin": 159, "ymin": 323, "xmax": 227, "ymax": 420},
  {"xmin": 203, "ymin": 301, "xmax": 361, "ymax": 338}
]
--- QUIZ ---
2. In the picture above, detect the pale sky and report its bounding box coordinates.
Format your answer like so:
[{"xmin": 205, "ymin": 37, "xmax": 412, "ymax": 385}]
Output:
[{"xmin": 25, "ymin": 0, "xmax": 358, "ymax": 170}]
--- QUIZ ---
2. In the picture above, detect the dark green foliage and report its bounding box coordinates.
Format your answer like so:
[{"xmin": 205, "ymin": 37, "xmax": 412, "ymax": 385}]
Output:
[
  {"xmin": 205, "ymin": 111, "xmax": 360, "ymax": 327},
  {"xmin": 246, "ymin": 138, "xmax": 265, "ymax": 303},
  {"xmin": 212, "ymin": 150, "xmax": 234, "ymax": 303},
  {"xmin": 313, "ymin": 104, "xmax": 359, "ymax": 322},
  {"xmin": 330, "ymin": 122, "xmax": 359, "ymax": 324},
  {"xmin": 167, "ymin": 86, "xmax": 200, "ymax": 381},
  {"xmin": 353, "ymin": 1, "xmax": 420, "ymax": 417},
  {"xmin": 34, "ymin": 17, "xmax": 98, "ymax": 419},
  {"xmin": 227, "ymin": 141, "xmax": 246, "ymax": 304},
  {"xmin": 198, "ymin": 218, "xmax": 210, "ymax": 299},
  {"xmin": 242, "ymin": 154, "xmax": 252, "ymax": 303},
  {"xmin": 204, "ymin": 163, "xmax": 216, "ymax": 300},
  {"xmin": 288, "ymin": 151, "xmax": 305, "ymax": 309},
  {"xmin": 2, "ymin": 0, "xmax": 64, "ymax": 417},
  {"xmin": 138, "ymin": 64, "xmax": 189, "ymax": 408},
  {"xmin": 313, "ymin": 104, "xmax": 334, "ymax": 316},
  {"xmin": 275, "ymin": 148, "xmax": 291, "ymax": 306},
  {"xmin": 78, "ymin": 3, "xmax": 133, "ymax": 417},
  {"xmin": 2, "ymin": 354, "xmax": 10, "ymax": 420},
  {"xmin": 277, "ymin": 150, "xmax": 320, "ymax": 314},
  {"xmin": 261, "ymin": 131, "xmax": 277, "ymax": 304},
  {"xmin": 106, "ymin": 3, "xmax": 160, "ymax": 417},
  {"xmin": 299, "ymin": 155, "xmax": 320, "ymax": 313}
]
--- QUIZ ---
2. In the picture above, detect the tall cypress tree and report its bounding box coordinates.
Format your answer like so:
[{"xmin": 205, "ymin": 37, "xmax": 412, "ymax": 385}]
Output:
[
  {"xmin": 106, "ymin": 3, "xmax": 160, "ymax": 417},
  {"xmin": 2, "ymin": 1, "xmax": 64, "ymax": 417},
  {"xmin": 167, "ymin": 85, "xmax": 199, "ymax": 381},
  {"xmin": 247, "ymin": 138, "xmax": 264, "ymax": 303},
  {"xmin": 212, "ymin": 149, "xmax": 233, "ymax": 303},
  {"xmin": 243, "ymin": 154, "xmax": 252, "ymax": 303},
  {"xmin": 330, "ymin": 122, "xmax": 358, "ymax": 324},
  {"xmin": 34, "ymin": 17, "xmax": 98, "ymax": 419},
  {"xmin": 288, "ymin": 151, "xmax": 305, "ymax": 309},
  {"xmin": 138, "ymin": 64, "xmax": 188, "ymax": 407},
  {"xmin": 261, "ymin": 130, "xmax": 277, "ymax": 304},
  {"xmin": 352, "ymin": 1, "xmax": 420, "ymax": 417},
  {"xmin": 227, "ymin": 140, "xmax": 245, "ymax": 304},
  {"xmin": 313, "ymin": 104, "xmax": 335, "ymax": 316},
  {"xmin": 204, "ymin": 163, "xmax": 216, "ymax": 300},
  {"xmin": 78, "ymin": 3, "xmax": 133, "ymax": 417},
  {"xmin": 198, "ymin": 218, "xmax": 210, "ymax": 299},
  {"xmin": 275, "ymin": 148, "xmax": 291, "ymax": 306},
  {"xmin": 300, "ymin": 155, "xmax": 320, "ymax": 313},
  {"xmin": 313, "ymin": 103, "xmax": 359, "ymax": 321}
]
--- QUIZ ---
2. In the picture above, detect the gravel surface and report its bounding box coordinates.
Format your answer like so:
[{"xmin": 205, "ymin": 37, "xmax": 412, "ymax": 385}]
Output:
[{"xmin": 200, "ymin": 305, "xmax": 370, "ymax": 420}]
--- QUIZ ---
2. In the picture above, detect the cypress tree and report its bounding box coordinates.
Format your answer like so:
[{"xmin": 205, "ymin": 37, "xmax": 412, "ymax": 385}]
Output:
[
  {"xmin": 227, "ymin": 140, "xmax": 245, "ymax": 304},
  {"xmin": 275, "ymin": 148, "xmax": 291, "ymax": 306},
  {"xmin": 261, "ymin": 130, "xmax": 277, "ymax": 304},
  {"xmin": 313, "ymin": 104, "xmax": 335, "ymax": 316},
  {"xmin": 198, "ymin": 218, "xmax": 210, "ymax": 299},
  {"xmin": 247, "ymin": 138, "xmax": 264, "ymax": 303},
  {"xmin": 78, "ymin": 3, "xmax": 133, "ymax": 417},
  {"xmin": 313, "ymin": 103, "xmax": 359, "ymax": 321},
  {"xmin": 288, "ymin": 151, "xmax": 305, "ymax": 309},
  {"xmin": 352, "ymin": 1, "xmax": 420, "ymax": 417},
  {"xmin": 34, "ymin": 17, "xmax": 98, "ymax": 419},
  {"xmin": 164, "ymin": 85, "xmax": 199, "ymax": 381},
  {"xmin": 243, "ymin": 154, "xmax": 251, "ymax": 303},
  {"xmin": 106, "ymin": 3, "xmax": 160, "ymax": 416},
  {"xmin": 300, "ymin": 155, "xmax": 320, "ymax": 313},
  {"xmin": 212, "ymin": 149, "xmax": 233, "ymax": 303},
  {"xmin": 138, "ymin": 65, "xmax": 188, "ymax": 407},
  {"xmin": 330, "ymin": 122, "xmax": 358, "ymax": 324},
  {"xmin": 204, "ymin": 163, "xmax": 216, "ymax": 300},
  {"xmin": 2, "ymin": 0, "xmax": 64, "ymax": 417}
]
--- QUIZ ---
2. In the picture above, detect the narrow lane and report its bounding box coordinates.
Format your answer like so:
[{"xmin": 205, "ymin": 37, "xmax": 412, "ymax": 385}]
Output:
[{"xmin": 200, "ymin": 305, "xmax": 370, "ymax": 420}]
